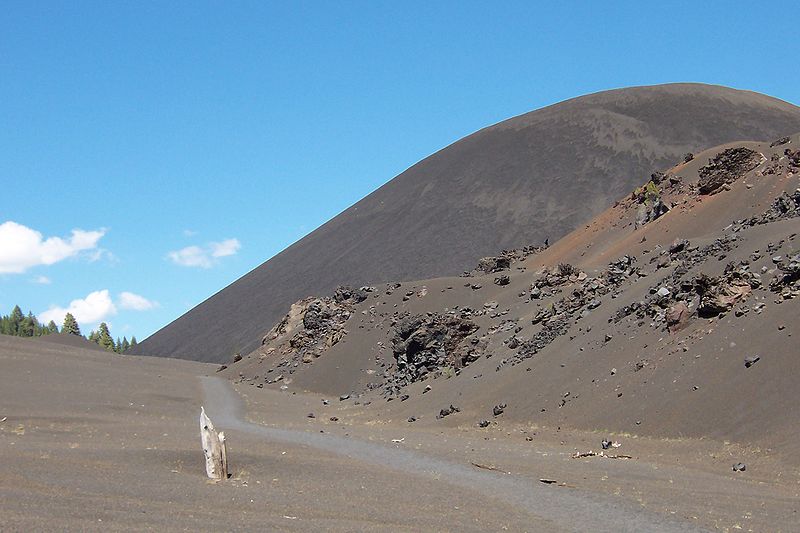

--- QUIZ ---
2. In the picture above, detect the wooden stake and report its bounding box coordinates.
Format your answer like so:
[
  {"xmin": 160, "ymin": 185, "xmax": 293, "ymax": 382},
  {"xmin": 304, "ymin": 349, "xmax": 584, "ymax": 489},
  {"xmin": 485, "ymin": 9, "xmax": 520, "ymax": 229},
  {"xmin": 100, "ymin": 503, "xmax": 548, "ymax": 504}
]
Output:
[{"xmin": 200, "ymin": 407, "xmax": 228, "ymax": 480}]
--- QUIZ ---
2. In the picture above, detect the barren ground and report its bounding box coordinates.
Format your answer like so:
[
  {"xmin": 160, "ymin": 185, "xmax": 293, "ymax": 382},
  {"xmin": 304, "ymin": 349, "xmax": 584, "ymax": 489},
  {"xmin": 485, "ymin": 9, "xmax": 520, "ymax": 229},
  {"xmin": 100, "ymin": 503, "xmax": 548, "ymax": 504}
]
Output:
[{"xmin": 2, "ymin": 334, "xmax": 798, "ymax": 531}]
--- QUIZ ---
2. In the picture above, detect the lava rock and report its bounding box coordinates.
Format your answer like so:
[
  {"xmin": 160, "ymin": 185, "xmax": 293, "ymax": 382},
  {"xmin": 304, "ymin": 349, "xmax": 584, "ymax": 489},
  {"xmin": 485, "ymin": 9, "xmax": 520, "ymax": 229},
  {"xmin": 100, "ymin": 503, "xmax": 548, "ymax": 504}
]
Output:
[
  {"xmin": 437, "ymin": 404, "xmax": 460, "ymax": 419},
  {"xmin": 494, "ymin": 274, "xmax": 510, "ymax": 286},
  {"xmin": 475, "ymin": 256, "xmax": 511, "ymax": 274},
  {"xmin": 698, "ymin": 147, "xmax": 761, "ymax": 195},
  {"xmin": 665, "ymin": 301, "xmax": 691, "ymax": 334},
  {"xmin": 492, "ymin": 403, "xmax": 507, "ymax": 417},
  {"xmin": 669, "ymin": 238, "xmax": 689, "ymax": 254}
]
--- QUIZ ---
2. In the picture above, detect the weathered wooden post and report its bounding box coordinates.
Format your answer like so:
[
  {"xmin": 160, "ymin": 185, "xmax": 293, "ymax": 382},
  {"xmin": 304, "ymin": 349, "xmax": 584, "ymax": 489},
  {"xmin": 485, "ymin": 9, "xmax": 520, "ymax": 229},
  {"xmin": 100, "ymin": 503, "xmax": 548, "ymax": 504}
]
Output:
[{"xmin": 200, "ymin": 406, "xmax": 228, "ymax": 480}]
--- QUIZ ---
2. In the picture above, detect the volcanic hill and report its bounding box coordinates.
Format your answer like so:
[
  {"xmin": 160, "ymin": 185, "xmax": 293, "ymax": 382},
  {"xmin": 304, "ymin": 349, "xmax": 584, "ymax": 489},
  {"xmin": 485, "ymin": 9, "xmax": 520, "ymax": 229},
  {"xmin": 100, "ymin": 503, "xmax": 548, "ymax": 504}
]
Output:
[
  {"xmin": 227, "ymin": 132, "xmax": 800, "ymax": 462},
  {"xmin": 135, "ymin": 83, "xmax": 800, "ymax": 363}
]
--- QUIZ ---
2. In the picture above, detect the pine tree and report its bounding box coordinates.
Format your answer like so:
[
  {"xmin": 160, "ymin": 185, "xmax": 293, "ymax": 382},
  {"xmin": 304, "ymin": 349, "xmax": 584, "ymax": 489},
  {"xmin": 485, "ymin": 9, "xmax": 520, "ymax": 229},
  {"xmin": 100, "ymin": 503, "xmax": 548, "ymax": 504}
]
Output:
[
  {"xmin": 115, "ymin": 337, "xmax": 122, "ymax": 353},
  {"xmin": 96, "ymin": 322, "xmax": 115, "ymax": 351},
  {"xmin": 20, "ymin": 312, "xmax": 37, "ymax": 337},
  {"xmin": 62, "ymin": 313, "xmax": 81, "ymax": 336},
  {"xmin": 9, "ymin": 305, "xmax": 24, "ymax": 335},
  {"xmin": 129, "ymin": 336, "xmax": 138, "ymax": 349},
  {"xmin": 46, "ymin": 320, "xmax": 59, "ymax": 334},
  {"xmin": 121, "ymin": 337, "xmax": 130, "ymax": 353}
]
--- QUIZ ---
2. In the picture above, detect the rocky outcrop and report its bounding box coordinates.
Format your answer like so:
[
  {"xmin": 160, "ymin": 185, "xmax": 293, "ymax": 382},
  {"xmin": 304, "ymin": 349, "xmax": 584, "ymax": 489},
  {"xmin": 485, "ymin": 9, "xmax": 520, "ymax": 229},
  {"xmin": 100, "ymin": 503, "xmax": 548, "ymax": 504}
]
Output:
[
  {"xmin": 387, "ymin": 312, "xmax": 481, "ymax": 393},
  {"xmin": 697, "ymin": 147, "xmax": 762, "ymax": 195},
  {"xmin": 506, "ymin": 256, "xmax": 638, "ymax": 368},
  {"xmin": 475, "ymin": 256, "xmax": 511, "ymax": 274},
  {"xmin": 694, "ymin": 270, "xmax": 755, "ymax": 318},
  {"xmin": 633, "ymin": 180, "xmax": 669, "ymax": 227},
  {"xmin": 470, "ymin": 245, "xmax": 547, "ymax": 276},
  {"xmin": 255, "ymin": 285, "xmax": 368, "ymax": 373}
]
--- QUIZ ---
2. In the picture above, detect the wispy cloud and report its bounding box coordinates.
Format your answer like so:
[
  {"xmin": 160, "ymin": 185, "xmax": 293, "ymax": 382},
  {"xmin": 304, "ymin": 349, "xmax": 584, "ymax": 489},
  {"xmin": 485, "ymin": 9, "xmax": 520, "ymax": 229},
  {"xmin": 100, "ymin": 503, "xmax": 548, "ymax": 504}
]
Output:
[
  {"xmin": 32, "ymin": 275, "xmax": 52, "ymax": 285},
  {"xmin": 167, "ymin": 245, "xmax": 211, "ymax": 268},
  {"xmin": 118, "ymin": 291, "xmax": 158, "ymax": 311},
  {"xmin": 0, "ymin": 221, "xmax": 106, "ymax": 274},
  {"xmin": 167, "ymin": 238, "xmax": 241, "ymax": 268}
]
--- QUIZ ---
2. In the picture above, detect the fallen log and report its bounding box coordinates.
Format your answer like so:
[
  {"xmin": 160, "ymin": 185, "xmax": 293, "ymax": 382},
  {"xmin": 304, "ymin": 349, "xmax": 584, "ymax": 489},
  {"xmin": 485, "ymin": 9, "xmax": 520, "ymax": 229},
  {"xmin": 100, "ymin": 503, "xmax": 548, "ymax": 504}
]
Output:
[
  {"xmin": 471, "ymin": 461, "xmax": 509, "ymax": 473},
  {"xmin": 571, "ymin": 450, "xmax": 633, "ymax": 460}
]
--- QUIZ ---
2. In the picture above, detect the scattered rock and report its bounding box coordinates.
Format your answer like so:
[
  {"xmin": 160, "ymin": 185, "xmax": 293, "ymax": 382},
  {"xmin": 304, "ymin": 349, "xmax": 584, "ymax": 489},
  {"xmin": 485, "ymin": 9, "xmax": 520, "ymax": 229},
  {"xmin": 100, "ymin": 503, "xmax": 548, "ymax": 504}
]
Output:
[
  {"xmin": 769, "ymin": 136, "xmax": 790, "ymax": 147},
  {"xmin": 478, "ymin": 420, "xmax": 490, "ymax": 428},
  {"xmin": 732, "ymin": 462, "xmax": 746, "ymax": 472},
  {"xmin": 475, "ymin": 256, "xmax": 511, "ymax": 274},
  {"xmin": 744, "ymin": 355, "xmax": 760, "ymax": 368},
  {"xmin": 436, "ymin": 404, "xmax": 460, "ymax": 419},
  {"xmin": 695, "ymin": 270, "xmax": 755, "ymax": 318},
  {"xmin": 668, "ymin": 238, "xmax": 689, "ymax": 254},
  {"xmin": 492, "ymin": 403, "xmax": 506, "ymax": 417},
  {"xmin": 665, "ymin": 302, "xmax": 691, "ymax": 333},
  {"xmin": 494, "ymin": 274, "xmax": 510, "ymax": 286}
]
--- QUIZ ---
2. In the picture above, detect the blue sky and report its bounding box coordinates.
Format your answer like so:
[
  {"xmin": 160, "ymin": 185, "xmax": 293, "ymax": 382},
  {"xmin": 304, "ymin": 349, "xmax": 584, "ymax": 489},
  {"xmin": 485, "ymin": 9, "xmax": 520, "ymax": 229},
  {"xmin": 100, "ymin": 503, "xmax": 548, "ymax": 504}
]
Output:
[{"xmin": 2, "ymin": 1, "xmax": 799, "ymax": 341}]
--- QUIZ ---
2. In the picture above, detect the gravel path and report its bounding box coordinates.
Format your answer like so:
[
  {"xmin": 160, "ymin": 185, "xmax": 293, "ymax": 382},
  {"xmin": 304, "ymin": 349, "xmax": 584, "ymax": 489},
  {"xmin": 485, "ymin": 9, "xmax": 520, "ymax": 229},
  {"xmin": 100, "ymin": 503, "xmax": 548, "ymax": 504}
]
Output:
[{"xmin": 202, "ymin": 376, "xmax": 706, "ymax": 533}]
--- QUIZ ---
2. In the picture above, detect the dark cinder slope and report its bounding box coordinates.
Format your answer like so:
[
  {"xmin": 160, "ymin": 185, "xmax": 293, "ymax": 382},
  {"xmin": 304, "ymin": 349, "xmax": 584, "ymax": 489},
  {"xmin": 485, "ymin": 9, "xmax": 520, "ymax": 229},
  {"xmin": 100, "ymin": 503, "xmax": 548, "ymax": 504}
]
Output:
[{"xmin": 135, "ymin": 83, "xmax": 800, "ymax": 363}]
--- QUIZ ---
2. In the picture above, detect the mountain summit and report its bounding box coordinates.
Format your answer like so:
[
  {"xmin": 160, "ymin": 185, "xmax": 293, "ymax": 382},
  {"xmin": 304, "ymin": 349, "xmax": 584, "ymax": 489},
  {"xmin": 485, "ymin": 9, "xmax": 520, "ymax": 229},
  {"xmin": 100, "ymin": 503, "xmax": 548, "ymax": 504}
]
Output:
[{"xmin": 134, "ymin": 83, "xmax": 800, "ymax": 362}]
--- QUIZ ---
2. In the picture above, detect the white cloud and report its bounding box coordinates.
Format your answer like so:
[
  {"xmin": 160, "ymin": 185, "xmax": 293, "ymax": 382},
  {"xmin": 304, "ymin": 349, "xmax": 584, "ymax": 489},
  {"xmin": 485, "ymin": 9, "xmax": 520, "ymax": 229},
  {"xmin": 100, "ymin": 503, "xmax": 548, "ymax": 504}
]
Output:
[
  {"xmin": 40, "ymin": 290, "xmax": 117, "ymax": 327},
  {"xmin": 167, "ymin": 238, "xmax": 240, "ymax": 268},
  {"xmin": 32, "ymin": 275, "xmax": 52, "ymax": 285},
  {"xmin": 0, "ymin": 221, "xmax": 106, "ymax": 274},
  {"xmin": 118, "ymin": 291, "xmax": 158, "ymax": 311},
  {"xmin": 168, "ymin": 245, "xmax": 211, "ymax": 268},
  {"xmin": 183, "ymin": 229, "xmax": 198, "ymax": 237},
  {"xmin": 210, "ymin": 238, "xmax": 241, "ymax": 258}
]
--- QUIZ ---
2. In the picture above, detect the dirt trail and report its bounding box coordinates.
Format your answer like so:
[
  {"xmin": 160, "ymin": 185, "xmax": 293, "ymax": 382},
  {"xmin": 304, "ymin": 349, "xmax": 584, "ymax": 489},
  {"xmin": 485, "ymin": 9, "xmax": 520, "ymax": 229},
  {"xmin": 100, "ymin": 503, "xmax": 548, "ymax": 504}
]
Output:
[{"xmin": 201, "ymin": 376, "xmax": 707, "ymax": 533}]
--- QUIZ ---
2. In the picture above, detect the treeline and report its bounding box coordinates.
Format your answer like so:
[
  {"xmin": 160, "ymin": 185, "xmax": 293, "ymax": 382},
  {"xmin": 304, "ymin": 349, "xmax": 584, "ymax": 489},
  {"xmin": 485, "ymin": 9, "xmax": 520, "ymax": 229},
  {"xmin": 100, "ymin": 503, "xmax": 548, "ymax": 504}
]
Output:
[
  {"xmin": 86, "ymin": 321, "xmax": 137, "ymax": 354},
  {"xmin": 0, "ymin": 306, "xmax": 137, "ymax": 354},
  {"xmin": 0, "ymin": 305, "xmax": 58, "ymax": 337}
]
